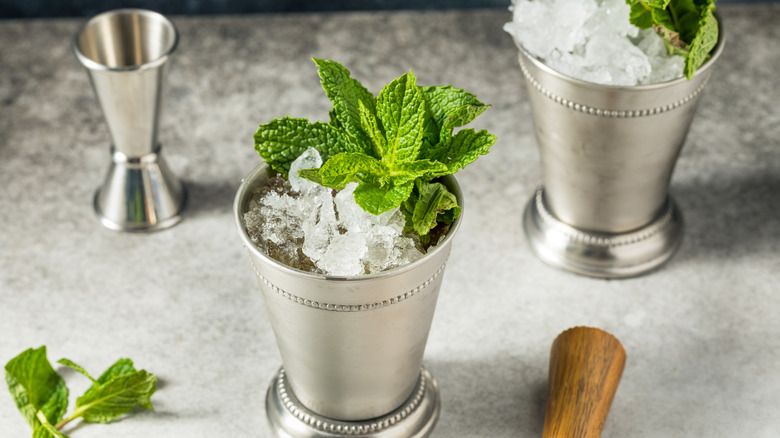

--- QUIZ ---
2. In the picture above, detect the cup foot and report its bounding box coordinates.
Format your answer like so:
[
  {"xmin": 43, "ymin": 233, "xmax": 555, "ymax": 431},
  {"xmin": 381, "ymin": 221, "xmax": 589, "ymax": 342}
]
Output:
[
  {"xmin": 266, "ymin": 367, "xmax": 440, "ymax": 438},
  {"xmin": 94, "ymin": 147, "xmax": 186, "ymax": 232},
  {"xmin": 523, "ymin": 188, "xmax": 683, "ymax": 278}
]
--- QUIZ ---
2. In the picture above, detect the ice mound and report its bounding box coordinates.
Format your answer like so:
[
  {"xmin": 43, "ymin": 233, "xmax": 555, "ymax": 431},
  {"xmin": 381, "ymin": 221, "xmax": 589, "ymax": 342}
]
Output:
[
  {"xmin": 244, "ymin": 148, "xmax": 424, "ymax": 276},
  {"xmin": 504, "ymin": 0, "xmax": 685, "ymax": 85}
]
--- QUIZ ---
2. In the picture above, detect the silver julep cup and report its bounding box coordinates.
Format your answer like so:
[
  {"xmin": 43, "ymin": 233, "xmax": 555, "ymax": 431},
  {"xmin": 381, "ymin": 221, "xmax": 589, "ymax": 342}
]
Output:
[
  {"xmin": 234, "ymin": 163, "xmax": 461, "ymax": 438},
  {"xmin": 74, "ymin": 9, "xmax": 185, "ymax": 232},
  {"xmin": 517, "ymin": 26, "xmax": 724, "ymax": 278}
]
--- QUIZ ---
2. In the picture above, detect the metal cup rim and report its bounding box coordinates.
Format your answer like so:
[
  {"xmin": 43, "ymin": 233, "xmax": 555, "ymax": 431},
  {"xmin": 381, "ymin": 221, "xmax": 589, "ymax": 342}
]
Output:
[
  {"xmin": 233, "ymin": 161, "xmax": 463, "ymax": 282},
  {"xmin": 73, "ymin": 8, "xmax": 179, "ymax": 72},
  {"xmin": 513, "ymin": 12, "xmax": 725, "ymax": 92}
]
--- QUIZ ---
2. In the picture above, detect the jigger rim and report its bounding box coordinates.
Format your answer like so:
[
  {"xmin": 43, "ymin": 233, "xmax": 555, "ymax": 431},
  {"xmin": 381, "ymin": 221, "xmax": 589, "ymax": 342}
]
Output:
[
  {"xmin": 513, "ymin": 12, "xmax": 725, "ymax": 92},
  {"xmin": 73, "ymin": 8, "xmax": 179, "ymax": 72},
  {"xmin": 233, "ymin": 161, "xmax": 463, "ymax": 282}
]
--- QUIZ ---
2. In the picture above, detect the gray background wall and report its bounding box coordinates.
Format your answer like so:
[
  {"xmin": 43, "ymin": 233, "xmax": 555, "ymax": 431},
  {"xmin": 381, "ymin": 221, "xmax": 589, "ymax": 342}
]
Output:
[{"xmin": 0, "ymin": 0, "xmax": 767, "ymax": 19}]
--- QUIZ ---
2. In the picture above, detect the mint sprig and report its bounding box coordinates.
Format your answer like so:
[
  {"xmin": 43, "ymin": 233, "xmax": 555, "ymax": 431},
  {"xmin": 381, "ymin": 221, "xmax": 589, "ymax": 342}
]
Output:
[
  {"xmin": 5, "ymin": 347, "xmax": 157, "ymax": 437},
  {"xmin": 254, "ymin": 59, "xmax": 496, "ymax": 241},
  {"xmin": 626, "ymin": 0, "xmax": 719, "ymax": 80}
]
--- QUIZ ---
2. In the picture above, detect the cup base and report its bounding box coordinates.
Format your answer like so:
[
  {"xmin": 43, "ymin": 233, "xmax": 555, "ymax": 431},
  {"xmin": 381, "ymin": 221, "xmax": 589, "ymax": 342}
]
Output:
[
  {"xmin": 266, "ymin": 367, "xmax": 440, "ymax": 438},
  {"xmin": 523, "ymin": 188, "xmax": 683, "ymax": 279},
  {"xmin": 94, "ymin": 146, "xmax": 186, "ymax": 232}
]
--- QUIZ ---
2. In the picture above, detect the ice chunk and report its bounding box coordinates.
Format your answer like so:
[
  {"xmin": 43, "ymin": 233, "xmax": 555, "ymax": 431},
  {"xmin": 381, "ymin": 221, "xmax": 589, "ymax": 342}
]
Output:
[
  {"xmin": 289, "ymin": 147, "xmax": 323, "ymax": 193},
  {"xmin": 504, "ymin": 0, "xmax": 683, "ymax": 85},
  {"xmin": 246, "ymin": 149, "xmax": 426, "ymax": 276}
]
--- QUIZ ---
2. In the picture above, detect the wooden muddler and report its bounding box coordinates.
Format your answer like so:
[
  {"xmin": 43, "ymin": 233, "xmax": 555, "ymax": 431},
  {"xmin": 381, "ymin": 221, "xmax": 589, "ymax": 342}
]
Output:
[{"xmin": 543, "ymin": 327, "xmax": 626, "ymax": 438}]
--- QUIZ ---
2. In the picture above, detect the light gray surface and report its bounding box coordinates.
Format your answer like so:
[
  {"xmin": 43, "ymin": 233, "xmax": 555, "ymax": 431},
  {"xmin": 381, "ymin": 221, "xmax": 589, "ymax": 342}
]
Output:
[{"xmin": 1, "ymin": 6, "xmax": 778, "ymax": 437}]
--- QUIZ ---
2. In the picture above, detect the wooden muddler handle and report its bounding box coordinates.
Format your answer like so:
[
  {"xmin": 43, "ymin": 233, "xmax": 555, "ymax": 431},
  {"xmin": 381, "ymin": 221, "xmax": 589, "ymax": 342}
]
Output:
[{"xmin": 542, "ymin": 327, "xmax": 626, "ymax": 438}]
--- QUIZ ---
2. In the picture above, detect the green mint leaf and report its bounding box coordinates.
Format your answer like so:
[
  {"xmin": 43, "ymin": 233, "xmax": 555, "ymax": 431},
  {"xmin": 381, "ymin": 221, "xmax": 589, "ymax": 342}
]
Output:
[
  {"xmin": 317, "ymin": 152, "xmax": 386, "ymax": 190},
  {"xmin": 376, "ymin": 71, "xmax": 426, "ymax": 164},
  {"xmin": 683, "ymin": 4, "xmax": 718, "ymax": 80},
  {"xmin": 73, "ymin": 369, "xmax": 157, "ymax": 424},
  {"xmin": 353, "ymin": 181, "xmax": 414, "ymax": 215},
  {"xmin": 420, "ymin": 85, "xmax": 485, "ymax": 131},
  {"xmin": 33, "ymin": 412, "xmax": 70, "ymax": 438},
  {"xmin": 428, "ymin": 129, "xmax": 497, "ymax": 176},
  {"xmin": 254, "ymin": 117, "xmax": 355, "ymax": 176},
  {"xmin": 419, "ymin": 85, "xmax": 488, "ymax": 154},
  {"xmin": 34, "ymin": 424, "xmax": 70, "ymax": 438},
  {"xmin": 5, "ymin": 347, "xmax": 68, "ymax": 428},
  {"xmin": 297, "ymin": 168, "xmax": 324, "ymax": 186},
  {"xmin": 410, "ymin": 180, "xmax": 461, "ymax": 236},
  {"xmin": 628, "ymin": 2, "xmax": 654, "ymax": 28},
  {"xmin": 437, "ymin": 104, "xmax": 490, "ymax": 149},
  {"xmin": 668, "ymin": 0, "xmax": 701, "ymax": 43},
  {"xmin": 313, "ymin": 58, "xmax": 374, "ymax": 155},
  {"xmin": 57, "ymin": 359, "xmax": 96, "ymax": 383},
  {"xmin": 359, "ymin": 99, "xmax": 385, "ymax": 158},
  {"xmin": 389, "ymin": 160, "xmax": 449, "ymax": 186}
]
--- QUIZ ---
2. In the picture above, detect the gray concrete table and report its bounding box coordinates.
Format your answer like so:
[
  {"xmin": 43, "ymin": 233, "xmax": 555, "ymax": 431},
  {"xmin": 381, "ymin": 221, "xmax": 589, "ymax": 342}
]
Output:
[{"xmin": 1, "ymin": 5, "xmax": 778, "ymax": 437}]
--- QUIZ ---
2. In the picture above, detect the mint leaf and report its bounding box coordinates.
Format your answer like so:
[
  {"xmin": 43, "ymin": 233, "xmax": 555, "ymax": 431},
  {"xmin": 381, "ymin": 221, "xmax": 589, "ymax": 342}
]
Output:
[
  {"xmin": 629, "ymin": 0, "xmax": 719, "ymax": 80},
  {"xmin": 254, "ymin": 117, "xmax": 355, "ymax": 176},
  {"xmin": 72, "ymin": 369, "xmax": 156, "ymax": 424},
  {"xmin": 57, "ymin": 359, "xmax": 96, "ymax": 383},
  {"xmin": 683, "ymin": 4, "xmax": 718, "ymax": 79},
  {"xmin": 628, "ymin": 2, "xmax": 653, "ymax": 28},
  {"xmin": 376, "ymin": 71, "xmax": 426, "ymax": 164},
  {"xmin": 437, "ymin": 104, "xmax": 490, "ymax": 149},
  {"xmin": 315, "ymin": 152, "xmax": 386, "ymax": 190},
  {"xmin": 409, "ymin": 180, "xmax": 460, "ymax": 236},
  {"xmin": 420, "ymin": 85, "xmax": 486, "ymax": 131},
  {"xmin": 389, "ymin": 160, "xmax": 448, "ymax": 185},
  {"xmin": 353, "ymin": 181, "xmax": 414, "ymax": 215},
  {"xmin": 314, "ymin": 58, "xmax": 374, "ymax": 155},
  {"xmin": 34, "ymin": 424, "xmax": 69, "ymax": 438},
  {"xmin": 419, "ymin": 86, "xmax": 488, "ymax": 153},
  {"xmin": 359, "ymin": 100, "xmax": 385, "ymax": 158},
  {"xmin": 429, "ymin": 129, "xmax": 497, "ymax": 175},
  {"xmin": 34, "ymin": 412, "xmax": 70, "ymax": 438},
  {"xmin": 5, "ymin": 347, "xmax": 68, "ymax": 428}
]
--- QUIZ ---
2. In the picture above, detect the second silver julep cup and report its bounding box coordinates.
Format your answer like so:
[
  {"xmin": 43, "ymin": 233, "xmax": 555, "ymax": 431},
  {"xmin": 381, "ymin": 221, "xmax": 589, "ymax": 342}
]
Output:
[
  {"xmin": 234, "ymin": 163, "xmax": 461, "ymax": 438},
  {"xmin": 74, "ymin": 9, "xmax": 185, "ymax": 232},
  {"xmin": 517, "ymin": 26, "xmax": 724, "ymax": 278}
]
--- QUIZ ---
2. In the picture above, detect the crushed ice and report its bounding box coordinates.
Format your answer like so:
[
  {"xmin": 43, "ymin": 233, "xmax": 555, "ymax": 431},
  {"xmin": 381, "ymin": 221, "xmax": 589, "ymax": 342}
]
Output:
[
  {"xmin": 244, "ymin": 148, "xmax": 423, "ymax": 276},
  {"xmin": 504, "ymin": 0, "xmax": 685, "ymax": 85}
]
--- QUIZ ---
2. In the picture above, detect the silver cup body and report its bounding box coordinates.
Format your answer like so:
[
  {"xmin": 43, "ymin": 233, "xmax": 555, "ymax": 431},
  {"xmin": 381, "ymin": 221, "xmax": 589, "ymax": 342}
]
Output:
[
  {"xmin": 74, "ymin": 9, "xmax": 185, "ymax": 231},
  {"xmin": 519, "ymin": 37, "xmax": 724, "ymax": 234},
  {"xmin": 234, "ymin": 163, "xmax": 460, "ymax": 422}
]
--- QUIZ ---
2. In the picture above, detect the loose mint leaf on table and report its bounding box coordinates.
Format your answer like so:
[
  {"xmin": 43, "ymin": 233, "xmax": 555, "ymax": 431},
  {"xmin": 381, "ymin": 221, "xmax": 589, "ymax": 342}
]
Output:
[
  {"xmin": 56, "ymin": 359, "xmax": 96, "ymax": 383},
  {"xmin": 254, "ymin": 117, "xmax": 355, "ymax": 176},
  {"xmin": 72, "ymin": 368, "xmax": 156, "ymax": 423},
  {"xmin": 5, "ymin": 347, "xmax": 68, "ymax": 428},
  {"xmin": 34, "ymin": 412, "xmax": 70, "ymax": 438}
]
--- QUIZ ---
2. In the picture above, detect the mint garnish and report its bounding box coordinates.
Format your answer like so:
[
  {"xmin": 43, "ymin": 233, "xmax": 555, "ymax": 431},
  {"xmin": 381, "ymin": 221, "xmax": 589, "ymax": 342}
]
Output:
[
  {"xmin": 5, "ymin": 347, "xmax": 157, "ymax": 437},
  {"xmin": 254, "ymin": 59, "xmax": 496, "ymax": 243},
  {"xmin": 626, "ymin": 0, "xmax": 719, "ymax": 80}
]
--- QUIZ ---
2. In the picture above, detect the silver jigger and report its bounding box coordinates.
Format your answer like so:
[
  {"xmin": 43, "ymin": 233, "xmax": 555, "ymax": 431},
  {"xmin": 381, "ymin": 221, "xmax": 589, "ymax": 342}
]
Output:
[
  {"xmin": 234, "ymin": 163, "xmax": 460, "ymax": 438},
  {"xmin": 74, "ymin": 9, "xmax": 185, "ymax": 232},
  {"xmin": 517, "ymin": 26, "xmax": 724, "ymax": 278}
]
